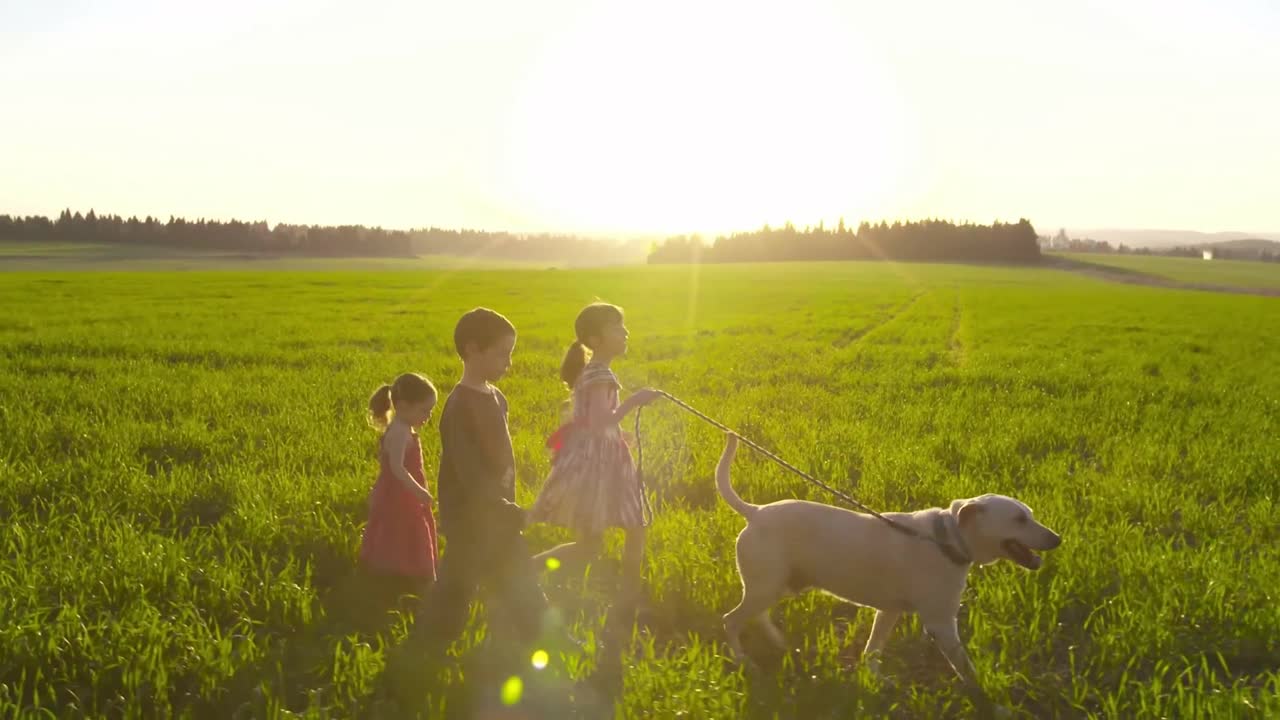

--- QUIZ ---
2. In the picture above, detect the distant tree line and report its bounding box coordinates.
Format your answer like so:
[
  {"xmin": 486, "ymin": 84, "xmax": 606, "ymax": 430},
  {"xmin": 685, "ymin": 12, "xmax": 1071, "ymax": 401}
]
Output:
[
  {"xmin": 1156, "ymin": 245, "xmax": 1280, "ymax": 262},
  {"xmin": 647, "ymin": 218, "xmax": 1041, "ymax": 264},
  {"xmin": 0, "ymin": 210, "xmax": 648, "ymax": 264},
  {"xmin": 1038, "ymin": 228, "xmax": 1280, "ymax": 263}
]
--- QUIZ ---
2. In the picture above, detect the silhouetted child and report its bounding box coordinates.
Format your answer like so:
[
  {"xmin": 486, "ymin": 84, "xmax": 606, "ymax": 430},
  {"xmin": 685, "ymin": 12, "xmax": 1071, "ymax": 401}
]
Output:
[
  {"xmin": 410, "ymin": 308, "xmax": 560, "ymax": 659},
  {"xmin": 529, "ymin": 302, "xmax": 661, "ymax": 642}
]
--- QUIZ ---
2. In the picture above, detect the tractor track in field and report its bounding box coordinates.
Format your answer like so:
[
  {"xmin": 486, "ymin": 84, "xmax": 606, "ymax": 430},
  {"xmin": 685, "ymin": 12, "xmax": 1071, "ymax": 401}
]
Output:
[{"xmin": 831, "ymin": 291, "xmax": 928, "ymax": 349}]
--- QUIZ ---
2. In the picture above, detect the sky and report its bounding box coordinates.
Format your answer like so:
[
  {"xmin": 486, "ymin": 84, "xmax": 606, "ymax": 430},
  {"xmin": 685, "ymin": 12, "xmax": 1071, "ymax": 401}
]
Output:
[{"xmin": 2, "ymin": 0, "xmax": 1278, "ymax": 237}]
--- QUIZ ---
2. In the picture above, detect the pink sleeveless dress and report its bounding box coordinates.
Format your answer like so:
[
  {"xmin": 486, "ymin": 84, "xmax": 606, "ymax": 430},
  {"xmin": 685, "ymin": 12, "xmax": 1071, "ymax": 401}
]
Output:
[{"xmin": 359, "ymin": 429, "xmax": 438, "ymax": 579}]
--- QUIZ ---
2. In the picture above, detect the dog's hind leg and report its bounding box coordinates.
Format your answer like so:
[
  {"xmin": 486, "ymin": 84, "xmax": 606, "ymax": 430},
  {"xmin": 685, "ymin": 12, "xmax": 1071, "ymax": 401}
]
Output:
[
  {"xmin": 723, "ymin": 585, "xmax": 783, "ymax": 663},
  {"xmin": 756, "ymin": 611, "xmax": 786, "ymax": 651},
  {"xmin": 723, "ymin": 532, "xmax": 786, "ymax": 664},
  {"xmin": 861, "ymin": 609, "xmax": 901, "ymax": 676}
]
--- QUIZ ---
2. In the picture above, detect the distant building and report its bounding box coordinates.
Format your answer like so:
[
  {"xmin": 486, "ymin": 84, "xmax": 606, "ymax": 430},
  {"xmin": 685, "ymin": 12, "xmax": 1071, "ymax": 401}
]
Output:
[{"xmin": 1202, "ymin": 249, "xmax": 1215, "ymax": 260}]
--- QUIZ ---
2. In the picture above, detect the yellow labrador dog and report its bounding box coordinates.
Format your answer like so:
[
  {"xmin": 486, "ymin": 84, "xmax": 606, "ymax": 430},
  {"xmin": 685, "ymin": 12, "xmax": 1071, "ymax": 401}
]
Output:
[{"xmin": 716, "ymin": 433, "xmax": 1061, "ymax": 691}]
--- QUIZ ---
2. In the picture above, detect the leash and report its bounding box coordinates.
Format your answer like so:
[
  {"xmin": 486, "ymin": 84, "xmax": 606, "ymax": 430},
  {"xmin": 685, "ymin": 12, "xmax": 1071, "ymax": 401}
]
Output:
[
  {"xmin": 644, "ymin": 390, "xmax": 970, "ymax": 564},
  {"xmin": 634, "ymin": 404, "xmax": 655, "ymax": 527}
]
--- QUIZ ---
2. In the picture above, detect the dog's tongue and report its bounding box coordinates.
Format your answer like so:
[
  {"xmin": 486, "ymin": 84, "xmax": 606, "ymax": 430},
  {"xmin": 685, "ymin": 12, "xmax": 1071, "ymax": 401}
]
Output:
[{"xmin": 1006, "ymin": 540, "xmax": 1042, "ymax": 569}]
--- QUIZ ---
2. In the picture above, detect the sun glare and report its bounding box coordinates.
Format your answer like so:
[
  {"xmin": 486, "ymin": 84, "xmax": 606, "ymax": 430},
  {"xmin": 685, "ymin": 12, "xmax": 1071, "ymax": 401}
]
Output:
[{"xmin": 503, "ymin": 0, "xmax": 914, "ymax": 235}]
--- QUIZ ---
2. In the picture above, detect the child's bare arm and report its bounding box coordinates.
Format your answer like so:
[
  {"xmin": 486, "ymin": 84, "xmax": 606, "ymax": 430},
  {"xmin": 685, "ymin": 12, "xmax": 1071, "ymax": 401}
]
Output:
[
  {"xmin": 588, "ymin": 386, "xmax": 660, "ymax": 428},
  {"xmin": 383, "ymin": 423, "xmax": 434, "ymax": 505}
]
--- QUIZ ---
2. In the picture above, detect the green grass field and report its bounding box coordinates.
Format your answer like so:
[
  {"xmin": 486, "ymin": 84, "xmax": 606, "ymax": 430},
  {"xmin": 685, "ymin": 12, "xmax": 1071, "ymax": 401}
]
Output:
[
  {"xmin": 1053, "ymin": 252, "xmax": 1280, "ymax": 291},
  {"xmin": 2, "ymin": 262, "xmax": 1278, "ymax": 718}
]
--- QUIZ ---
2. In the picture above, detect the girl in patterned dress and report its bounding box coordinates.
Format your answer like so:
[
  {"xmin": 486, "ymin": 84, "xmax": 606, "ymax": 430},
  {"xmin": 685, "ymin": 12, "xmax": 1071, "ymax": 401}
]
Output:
[
  {"xmin": 359, "ymin": 372, "xmax": 439, "ymax": 581},
  {"xmin": 529, "ymin": 303, "xmax": 661, "ymax": 614}
]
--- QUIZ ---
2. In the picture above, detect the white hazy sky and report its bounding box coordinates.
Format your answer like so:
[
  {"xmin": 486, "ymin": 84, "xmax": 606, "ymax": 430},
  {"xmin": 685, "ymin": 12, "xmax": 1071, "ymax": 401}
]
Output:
[{"xmin": 2, "ymin": 0, "xmax": 1277, "ymax": 236}]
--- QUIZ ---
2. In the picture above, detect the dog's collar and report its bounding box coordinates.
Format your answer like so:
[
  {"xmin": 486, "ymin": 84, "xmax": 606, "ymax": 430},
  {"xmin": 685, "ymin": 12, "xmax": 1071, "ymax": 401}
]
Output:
[{"xmin": 932, "ymin": 513, "xmax": 973, "ymax": 566}]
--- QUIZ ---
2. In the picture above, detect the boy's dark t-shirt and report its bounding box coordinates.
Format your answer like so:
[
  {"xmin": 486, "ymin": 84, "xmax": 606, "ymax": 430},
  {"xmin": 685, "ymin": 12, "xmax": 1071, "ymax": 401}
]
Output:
[{"xmin": 436, "ymin": 383, "xmax": 518, "ymax": 539}]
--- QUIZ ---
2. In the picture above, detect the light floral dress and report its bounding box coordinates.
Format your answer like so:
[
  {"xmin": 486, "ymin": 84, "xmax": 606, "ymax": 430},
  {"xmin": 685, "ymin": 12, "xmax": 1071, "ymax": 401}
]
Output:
[{"xmin": 529, "ymin": 362, "xmax": 645, "ymax": 534}]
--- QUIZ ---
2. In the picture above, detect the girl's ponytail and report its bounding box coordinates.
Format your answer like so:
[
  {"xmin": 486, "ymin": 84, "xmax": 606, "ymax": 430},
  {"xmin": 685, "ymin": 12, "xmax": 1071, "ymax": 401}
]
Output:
[
  {"xmin": 559, "ymin": 340, "xmax": 590, "ymax": 389},
  {"xmin": 368, "ymin": 384, "xmax": 393, "ymax": 429}
]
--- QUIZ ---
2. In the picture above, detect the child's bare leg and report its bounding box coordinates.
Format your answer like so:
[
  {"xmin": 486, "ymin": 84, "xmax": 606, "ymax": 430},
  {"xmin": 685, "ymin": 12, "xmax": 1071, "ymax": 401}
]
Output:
[
  {"xmin": 603, "ymin": 525, "xmax": 646, "ymax": 652},
  {"xmin": 532, "ymin": 531, "xmax": 603, "ymax": 579},
  {"xmin": 619, "ymin": 525, "xmax": 646, "ymax": 604}
]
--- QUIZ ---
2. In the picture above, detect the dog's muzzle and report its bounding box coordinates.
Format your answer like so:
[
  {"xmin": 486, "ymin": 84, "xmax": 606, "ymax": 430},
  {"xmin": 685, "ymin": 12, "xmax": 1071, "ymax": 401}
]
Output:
[{"xmin": 1003, "ymin": 529, "xmax": 1061, "ymax": 570}]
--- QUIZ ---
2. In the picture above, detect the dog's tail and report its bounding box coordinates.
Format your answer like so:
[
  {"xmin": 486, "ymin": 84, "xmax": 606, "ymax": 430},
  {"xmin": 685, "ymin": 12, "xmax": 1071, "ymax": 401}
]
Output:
[{"xmin": 716, "ymin": 433, "xmax": 758, "ymax": 520}]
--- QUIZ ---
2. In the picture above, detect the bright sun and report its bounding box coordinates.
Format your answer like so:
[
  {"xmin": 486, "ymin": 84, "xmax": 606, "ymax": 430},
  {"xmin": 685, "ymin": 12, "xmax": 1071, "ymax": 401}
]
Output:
[{"xmin": 502, "ymin": 0, "xmax": 914, "ymax": 235}]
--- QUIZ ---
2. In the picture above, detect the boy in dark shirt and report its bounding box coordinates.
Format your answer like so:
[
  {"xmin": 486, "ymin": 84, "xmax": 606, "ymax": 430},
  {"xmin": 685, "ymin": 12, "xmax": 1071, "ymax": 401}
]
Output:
[{"xmin": 411, "ymin": 307, "xmax": 552, "ymax": 654}]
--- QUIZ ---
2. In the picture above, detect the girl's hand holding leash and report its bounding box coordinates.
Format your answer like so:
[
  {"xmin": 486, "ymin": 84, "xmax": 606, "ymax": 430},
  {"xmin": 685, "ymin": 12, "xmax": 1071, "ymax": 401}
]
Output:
[{"xmin": 631, "ymin": 388, "xmax": 663, "ymax": 406}]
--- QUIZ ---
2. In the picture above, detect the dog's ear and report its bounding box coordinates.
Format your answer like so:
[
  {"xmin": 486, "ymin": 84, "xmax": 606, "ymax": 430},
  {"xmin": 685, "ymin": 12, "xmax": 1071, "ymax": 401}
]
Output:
[{"xmin": 957, "ymin": 501, "xmax": 984, "ymax": 528}]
